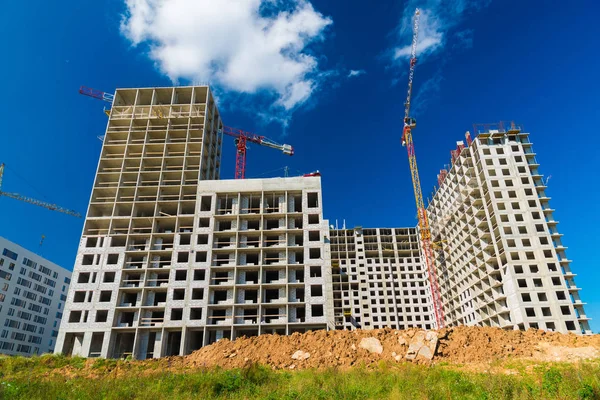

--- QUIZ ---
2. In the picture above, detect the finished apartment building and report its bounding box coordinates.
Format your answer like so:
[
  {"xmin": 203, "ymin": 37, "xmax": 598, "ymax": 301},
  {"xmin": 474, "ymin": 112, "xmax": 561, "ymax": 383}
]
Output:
[
  {"xmin": 427, "ymin": 124, "xmax": 590, "ymax": 334},
  {"xmin": 0, "ymin": 237, "xmax": 71, "ymax": 356}
]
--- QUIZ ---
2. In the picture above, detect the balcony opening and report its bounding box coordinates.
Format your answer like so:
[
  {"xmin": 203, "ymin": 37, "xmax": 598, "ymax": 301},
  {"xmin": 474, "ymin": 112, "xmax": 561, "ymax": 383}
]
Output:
[
  {"xmin": 244, "ymin": 290, "xmax": 258, "ymax": 303},
  {"xmin": 213, "ymin": 290, "xmax": 227, "ymax": 303},
  {"xmin": 265, "ymin": 289, "xmax": 279, "ymax": 303},
  {"xmin": 265, "ymin": 270, "xmax": 279, "ymax": 283}
]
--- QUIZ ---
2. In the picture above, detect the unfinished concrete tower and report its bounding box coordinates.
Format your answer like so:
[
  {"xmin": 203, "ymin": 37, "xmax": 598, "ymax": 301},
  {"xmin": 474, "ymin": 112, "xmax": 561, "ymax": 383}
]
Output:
[
  {"xmin": 189, "ymin": 177, "xmax": 334, "ymax": 350},
  {"xmin": 330, "ymin": 227, "xmax": 435, "ymax": 331},
  {"xmin": 55, "ymin": 86, "xmax": 223, "ymax": 358},
  {"xmin": 427, "ymin": 124, "xmax": 590, "ymax": 334}
]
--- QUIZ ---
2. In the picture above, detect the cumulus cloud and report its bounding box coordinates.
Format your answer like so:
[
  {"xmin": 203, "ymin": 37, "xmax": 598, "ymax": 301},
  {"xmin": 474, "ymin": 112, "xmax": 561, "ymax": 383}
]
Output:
[
  {"xmin": 347, "ymin": 69, "xmax": 366, "ymax": 78},
  {"xmin": 120, "ymin": 0, "xmax": 333, "ymax": 114}
]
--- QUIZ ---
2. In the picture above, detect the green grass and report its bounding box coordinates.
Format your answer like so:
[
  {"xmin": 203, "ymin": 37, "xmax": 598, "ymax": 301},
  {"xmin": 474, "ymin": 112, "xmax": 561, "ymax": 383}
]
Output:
[{"xmin": 1, "ymin": 355, "xmax": 600, "ymax": 399}]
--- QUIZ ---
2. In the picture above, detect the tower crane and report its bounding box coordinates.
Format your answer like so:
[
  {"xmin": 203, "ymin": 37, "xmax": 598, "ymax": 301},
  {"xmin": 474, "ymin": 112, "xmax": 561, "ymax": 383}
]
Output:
[
  {"xmin": 0, "ymin": 163, "xmax": 82, "ymax": 218},
  {"xmin": 221, "ymin": 126, "xmax": 294, "ymax": 180},
  {"xmin": 400, "ymin": 8, "xmax": 445, "ymax": 328}
]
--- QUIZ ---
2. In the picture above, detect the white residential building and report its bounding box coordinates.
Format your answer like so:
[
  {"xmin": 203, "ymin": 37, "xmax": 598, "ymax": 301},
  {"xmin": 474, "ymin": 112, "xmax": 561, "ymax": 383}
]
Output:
[
  {"xmin": 427, "ymin": 124, "xmax": 591, "ymax": 334},
  {"xmin": 0, "ymin": 236, "xmax": 71, "ymax": 356}
]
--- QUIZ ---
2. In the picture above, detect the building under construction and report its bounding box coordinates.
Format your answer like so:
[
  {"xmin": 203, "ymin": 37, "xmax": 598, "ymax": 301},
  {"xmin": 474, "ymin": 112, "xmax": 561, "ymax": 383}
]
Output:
[
  {"xmin": 55, "ymin": 85, "xmax": 590, "ymax": 360},
  {"xmin": 427, "ymin": 124, "xmax": 590, "ymax": 334}
]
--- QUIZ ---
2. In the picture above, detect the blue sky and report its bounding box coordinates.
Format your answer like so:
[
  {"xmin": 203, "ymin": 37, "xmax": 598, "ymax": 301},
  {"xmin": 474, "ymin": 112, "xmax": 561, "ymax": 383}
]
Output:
[{"xmin": 1, "ymin": 0, "xmax": 599, "ymax": 330}]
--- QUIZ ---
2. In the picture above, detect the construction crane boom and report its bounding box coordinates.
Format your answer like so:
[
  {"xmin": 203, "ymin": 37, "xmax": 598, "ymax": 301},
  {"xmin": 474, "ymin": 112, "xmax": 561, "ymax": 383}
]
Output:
[
  {"xmin": 0, "ymin": 163, "xmax": 81, "ymax": 218},
  {"xmin": 79, "ymin": 86, "xmax": 114, "ymax": 103},
  {"xmin": 401, "ymin": 8, "xmax": 445, "ymax": 328},
  {"xmin": 221, "ymin": 126, "xmax": 294, "ymax": 180}
]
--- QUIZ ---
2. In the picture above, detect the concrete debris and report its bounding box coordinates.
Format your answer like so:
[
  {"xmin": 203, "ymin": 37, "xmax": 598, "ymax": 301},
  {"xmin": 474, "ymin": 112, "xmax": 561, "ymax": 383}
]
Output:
[
  {"xmin": 359, "ymin": 337, "xmax": 383, "ymax": 354},
  {"xmin": 291, "ymin": 350, "xmax": 310, "ymax": 361},
  {"xmin": 406, "ymin": 330, "xmax": 438, "ymax": 361}
]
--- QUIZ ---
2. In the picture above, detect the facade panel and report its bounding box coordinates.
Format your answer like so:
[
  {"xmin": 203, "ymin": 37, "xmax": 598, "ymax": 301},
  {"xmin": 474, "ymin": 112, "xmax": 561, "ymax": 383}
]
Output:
[{"xmin": 0, "ymin": 237, "xmax": 71, "ymax": 356}]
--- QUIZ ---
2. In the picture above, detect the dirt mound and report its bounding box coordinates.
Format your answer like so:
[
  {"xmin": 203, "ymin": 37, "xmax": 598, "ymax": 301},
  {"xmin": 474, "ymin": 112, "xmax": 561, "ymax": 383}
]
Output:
[{"xmin": 179, "ymin": 326, "xmax": 600, "ymax": 370}]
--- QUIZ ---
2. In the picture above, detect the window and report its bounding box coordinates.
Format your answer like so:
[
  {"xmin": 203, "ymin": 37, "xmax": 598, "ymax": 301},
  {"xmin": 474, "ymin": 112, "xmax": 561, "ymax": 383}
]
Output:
[
  {"xmin": 99, "ymin": 291, "xmax": 112, "ymax": 302},
  {"xmin": 175, "ymin": 270, "xmax": 187, "ymax": 281},
  {"xmin": 311, "ymin": 285, "xmax": 323, "ymax": 296},
  {"xmin": 77, "ymin": 273, "xmax": 90, "ymax": 284},
  {"xmin": 309, "ymin": 248, "xmax": 321, "ymax": 259},
  {"xmin": 2, "ymin": 249, "xmax": 18, "ymax": 261},
  {"xmin": 103, "ymin": 272, "xmax": 115, "ymax": 283},
  {"xmin": 529, "ymin": 265, "xmax": 539, "ymax": 273},
  {"xmin": 308, "ymin": 214, "xmax": 319, "ymax": 224},
  {"xmin": 171, "ymin": 309, "xmax": 183, "ymax": 321},
  {"xmin": 82, "ymin": 255, "xmax": 94, "ymax": 265},
  {"xmin": 95, "ymin": 310, "xmax": 108, "ymax": 322},
  {"xmin": 193, "ymin": 270, "xmax": 206, "ymax": 281},
  {"xmin": 173, "ymin": 289, "xmax": 185, "ymax": 300},
  {"xmin": 197, "ymin": 234, "xmax": 209, "ymax": 245},
  {"xmin": 514, "ymin": 265, "xmax": 523, "ymax": 274},
  {"xmin": 552, "ymin": 277, "xmax": 561, "ymax": 286},
  {"xmin": 307, "ymin": 192, "xmax": 319, "ymax": 208},
  {"xmin": 191, "ymin": 288, "xmax": 204, "ymax": 300},
  {"xmin": 308, "ymin": 231, "xmax": 320, "ymax": 241},
  {"xmin": 190, "ymin": 308, "xmax": 202, "ymax": 320},
  {"xmin": 199, "ymin": 217, "xmax": 210, "ymax": 228},
  {"xmin": 68, "ymin": 311, "xmax": 82, "ymax": 323},
  {"xmin": 311, "ymin": 304, "xmax": 324, "ymax": 317},
  {"xmin": 107, "ymin": 254, "xmax": 119, "ymax": 265},
  {"xmin": 177, "ymin": 252, "xmax": 189, "ymax": 263},
  {"xmin": 200, "ymin": 196, "xmax": 212, "ymax": 211},
  {"xmin": 73, "ymin": 291, "xmax": 86, "ymax": 303}
]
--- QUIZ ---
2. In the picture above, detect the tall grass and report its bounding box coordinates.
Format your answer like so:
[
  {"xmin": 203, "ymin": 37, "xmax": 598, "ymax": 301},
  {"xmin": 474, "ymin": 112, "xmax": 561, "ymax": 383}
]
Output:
[{"xmin": 1, "ymin": 355, "xmax": 599, "ymax": 399}]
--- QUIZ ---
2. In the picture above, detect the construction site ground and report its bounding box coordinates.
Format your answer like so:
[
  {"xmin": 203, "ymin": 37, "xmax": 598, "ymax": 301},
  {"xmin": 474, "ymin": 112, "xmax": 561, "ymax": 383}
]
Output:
[{"xmin": 2, "ymin": 326, "xmax": 600, "ymax": 399}]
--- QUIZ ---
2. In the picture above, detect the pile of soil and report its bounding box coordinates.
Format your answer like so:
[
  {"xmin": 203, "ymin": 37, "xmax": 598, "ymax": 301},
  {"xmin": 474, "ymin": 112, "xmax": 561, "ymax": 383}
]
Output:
[{"xmin": 176, "ymin": 326, "xmax": 600, "ymax": 370}]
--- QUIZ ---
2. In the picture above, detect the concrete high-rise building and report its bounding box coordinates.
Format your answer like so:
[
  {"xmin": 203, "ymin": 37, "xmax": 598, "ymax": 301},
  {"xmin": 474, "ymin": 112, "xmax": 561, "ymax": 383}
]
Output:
[
  {"xmin": 0, "ymin": 237, "xmax": 71, "ymax": 356},
  {"xmin": 330, "ymin": 227, "xmax": 434, "ymax": 331},
  {"xmin": 427, "ymin": 124, "xmax": 590, "ymax": 334},
  {"xmin": 55, "ymin": 86, "xmax": 223, "ymax": 358},
  {"xmin": 56, "ymin": 85, "xmax": 334, "ymax": 359}
]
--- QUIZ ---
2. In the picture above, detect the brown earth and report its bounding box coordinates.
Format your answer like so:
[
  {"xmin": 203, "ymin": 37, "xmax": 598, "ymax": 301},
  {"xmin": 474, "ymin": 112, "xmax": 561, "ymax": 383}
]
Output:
[{"xmin": 177, "ymin": 326, "xmax": 600, "ymax": 371}]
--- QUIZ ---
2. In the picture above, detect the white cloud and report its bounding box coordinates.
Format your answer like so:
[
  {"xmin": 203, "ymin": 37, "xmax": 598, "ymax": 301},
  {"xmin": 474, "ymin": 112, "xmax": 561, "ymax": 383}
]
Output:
[
  {"xmin": 348, "ymin": 69, "xmax": 366, "ymax": 78},
  {"xmin": 120, "ymin": 0, "xmax": 333, "ymax": 113},
  {"xmin": 389, "ymin": 0, "xmax": 489, "ymax": 114},
  {"xmin": 391, "ymin": 0, "xmax": 488, "ymax": 62}
]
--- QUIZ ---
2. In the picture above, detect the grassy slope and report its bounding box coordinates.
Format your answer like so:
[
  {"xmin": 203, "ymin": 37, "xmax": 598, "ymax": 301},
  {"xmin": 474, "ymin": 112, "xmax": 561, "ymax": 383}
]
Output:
[{"xmin": 1, "ymin": 355, "xmax": 599, "ymax": 399}]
